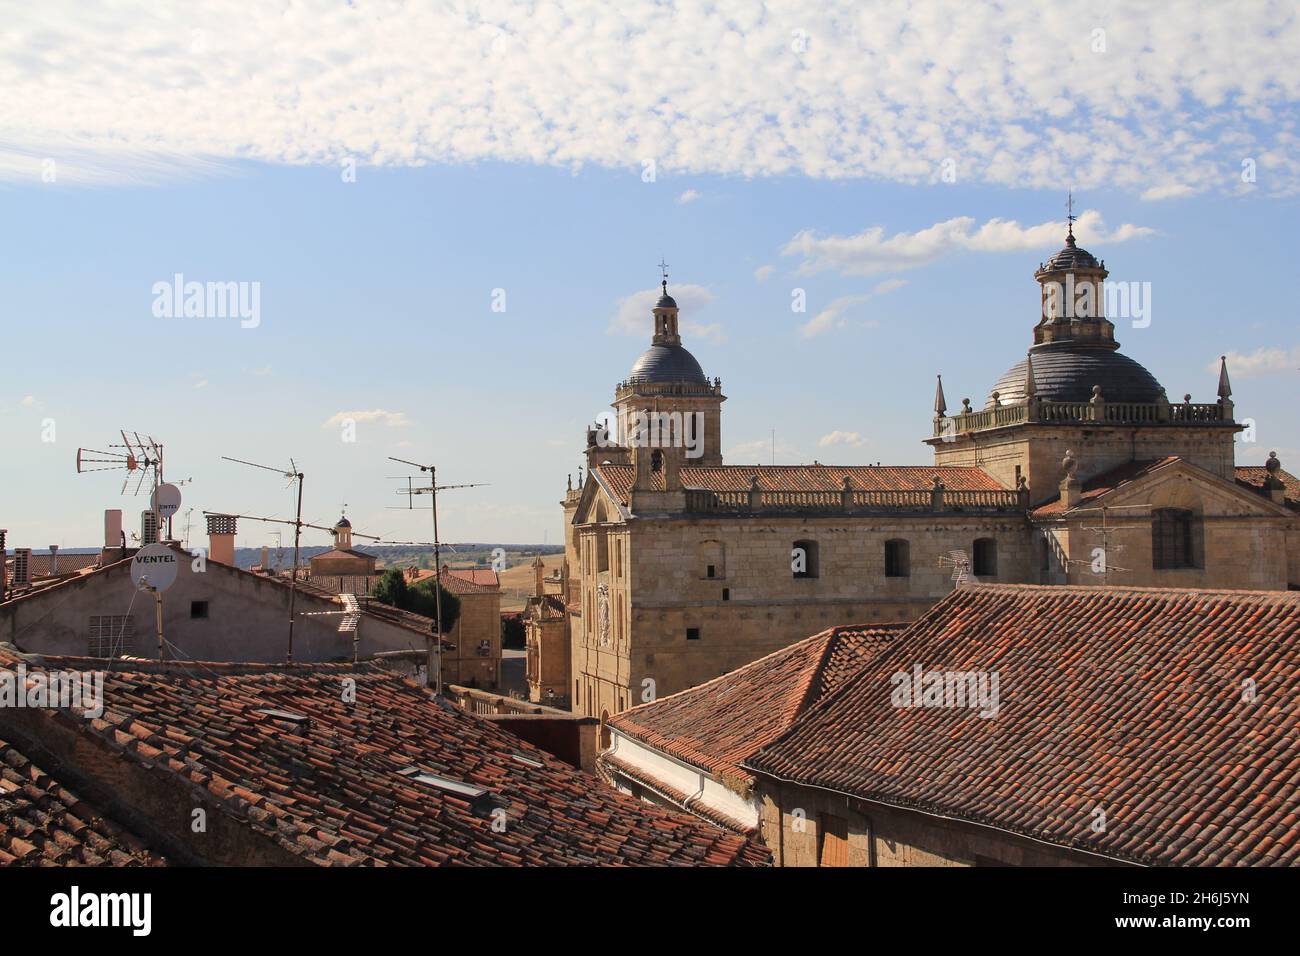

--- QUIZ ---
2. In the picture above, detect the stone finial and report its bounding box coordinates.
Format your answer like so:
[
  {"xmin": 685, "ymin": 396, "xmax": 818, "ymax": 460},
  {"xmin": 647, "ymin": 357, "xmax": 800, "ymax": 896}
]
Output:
[
  {"xmin": 1218, "ymin": 355, "xmax": 1233, "ymax": 399},
  {"xmin": 991, "ymin": 390, "xmax": 1001, "ymax": 407},
  {"xmin": 1060, "ymin": 450, "xmax": 1081, "ymax": 508},
  {"xmin": 1062, "ymin": 449, "xmax": 1078, "ymax": 479},
  {"xmin": 1024, "ymin": 352, "xmax": 1037, "ymax": 397},
  {"xmin": 577, "ymin": 465, "xmax": 584, "ymax": 487},
  {"xmin": 1264, "ymin": 451, "xmax": 1286, "ymax": 502},
  {"xmin": 961, "ymin": 397, "xmax": 972, "ymax": 414},
  {"xmin": 934, "ymin": 374, "xmax": 947, "ymax": 416},
  {"xmin": 567, "ymin": 473, "xmax": 572, "ymax": 492}
]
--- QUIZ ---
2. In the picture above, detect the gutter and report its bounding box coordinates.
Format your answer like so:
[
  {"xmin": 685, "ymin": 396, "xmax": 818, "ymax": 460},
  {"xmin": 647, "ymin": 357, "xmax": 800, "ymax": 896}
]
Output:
[{"xmin": 746, "ymin": 764, "xmax": 1142, "ymax": 868}]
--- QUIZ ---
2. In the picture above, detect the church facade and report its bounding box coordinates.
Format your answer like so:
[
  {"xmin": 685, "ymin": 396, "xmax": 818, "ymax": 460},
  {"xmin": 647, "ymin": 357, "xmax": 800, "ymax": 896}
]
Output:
[{"xmin": 563, "ymin": 230, "xmax": 1300, "ymax": 722}]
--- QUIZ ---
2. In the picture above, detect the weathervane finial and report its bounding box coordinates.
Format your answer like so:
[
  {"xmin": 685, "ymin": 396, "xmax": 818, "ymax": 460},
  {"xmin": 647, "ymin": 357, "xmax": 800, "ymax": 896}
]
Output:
[
  {"xmin": 1066, "ymin": 190, "xmax": 1077, "ymax": 242},
  {"xmin": 657, "ymin": 256, "xmax": 669, "ymax": 293}
]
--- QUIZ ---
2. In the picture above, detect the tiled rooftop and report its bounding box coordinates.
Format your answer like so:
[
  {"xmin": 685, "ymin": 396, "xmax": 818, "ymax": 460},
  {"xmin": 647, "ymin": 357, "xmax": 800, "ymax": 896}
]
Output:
[
  {"xmin": 0, "ymin": 649, "xmax": 767, "ymax": 866},
  {"xmin": 745, "ymin": 583, "xmax": 1300, "ymax": 866},
  {"xmin": 1236, "ymin": 463, "xmax": 1300, "ymax": 512},
  {"xmin": 1030, "ymin": 457, "xmax": 1180, "ymax": 516},
  {"xmin": 0, "ymin": 736, "xmax": 163, "ymax": 866},
  {"xmin": 608, "ymin": 624, "xmax": 903, "ymax": 791},
  {"xmin": 595, "ymin": 463, "xmax": 1003, "ymax": 507}
]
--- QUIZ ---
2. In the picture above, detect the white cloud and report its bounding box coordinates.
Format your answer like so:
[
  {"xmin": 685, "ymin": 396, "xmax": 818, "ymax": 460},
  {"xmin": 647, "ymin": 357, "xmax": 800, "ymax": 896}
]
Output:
[
  {"xmin": 609, "ymin": 283, "xmax": 722, "ymax": 342},
  {"xmin": 1, "ymin": 2, "xmax": 1296, "ymax": 194},
  {"xmin": 676, "ymin": 189, "xmax": 701, "ymax": 204},
  {"xmin": 20, "ymin": 395, "xmax": 39, "ymax": 408},
  {"xmin": 753, "ymin": 265, "xmax": 774, "ymax": 282},
  {"xmin": 1211, "ymin": 347, "xmax": 1300, "ymax": 379},
  {"xmin": 725, "ymin": 437, "xmax": 801, "ymax": 464},
  {"xmin": 800, "ymin": 279, "xmax": 907, "ymax": 337},
  {"xmin": 785, "ymin": 210, "xmax": 1154, "ymax": 277},
  {"xmin": 818, "ymin": 430, "xmax": 865, "ymax": 448},
  {"xmin": 193, "ymin": 379, "xmax": 209, "ymax": 390},
  {"xmin": 1140, "ymin": 183, "xmax": 1198, "ymax": 201},
  {"xmin": 321, "ymin": 409, "xmax": 412, "ymax": 428}
]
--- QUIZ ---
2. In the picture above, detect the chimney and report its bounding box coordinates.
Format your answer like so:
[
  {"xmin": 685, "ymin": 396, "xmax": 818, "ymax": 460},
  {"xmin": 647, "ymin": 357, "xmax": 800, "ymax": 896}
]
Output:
[
  {"xmin": 0, "ymin": 529, "xmax": 7, "ymax": 596},
  {"xmin": 206, "ymin": 514, "xmax": 237, "ymax": 566},
  {"xmin": 260, "ymin": 545, "xmax": 270, "ymax": 570},
  {"xmin": 48, "ymin": 544, "xmax": 58, "ymax": 576},
  {"xmin": 100, "ymin": 509, "xmax": 124, "ymax": 566},
  {"xmin": 13, "ymin": 548, "xmax": 31, "ymax": 587},
  {"xmin": 141, "ymin": 510, "xmax": 159, "ymax": 546}
]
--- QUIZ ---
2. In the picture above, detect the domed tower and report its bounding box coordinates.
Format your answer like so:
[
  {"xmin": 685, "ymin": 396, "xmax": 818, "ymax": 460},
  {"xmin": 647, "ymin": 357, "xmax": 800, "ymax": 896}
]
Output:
[
  {"xmin": 928, "ymin": 211, "xmax": 1241, "ymax": 501},
  {"xmin": 606, "ymin": 275, "xmax": 726, "ymax": 467}
]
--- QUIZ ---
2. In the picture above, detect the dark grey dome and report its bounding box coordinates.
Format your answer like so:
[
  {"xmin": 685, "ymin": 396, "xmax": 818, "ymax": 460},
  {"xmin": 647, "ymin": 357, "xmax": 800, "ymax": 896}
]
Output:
[
  {"xmin": 656, "ymin": 293, "xmax": 678, "ymax": 309},
  {"xmin": 1038, "ymin": 236, "xmax": 1101, "ymax": 273},
  {"xmin": 989, "ymin": 345, "xmax": 1163, "ymax": 406},
  {"xmin": 629, "ymin": 344, "xmax": 708, "ymax": 385}
]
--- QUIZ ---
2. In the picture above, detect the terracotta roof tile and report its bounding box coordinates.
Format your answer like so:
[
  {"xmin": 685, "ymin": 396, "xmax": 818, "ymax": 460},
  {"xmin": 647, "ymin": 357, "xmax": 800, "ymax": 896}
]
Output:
[
  {"xmin": 746, "ymin": 583, "xmax": 1300, "ymax": 866},
  {"xmin": 608, "ymin": 624, "xmax": 902, "ymax": 789},
  {"xmin": 0, "ymin": 736, "xmax": 163, "ymax": 866},
  {"xmin": 1031, "ymin": 457, "xmax": 1180, "ymax": 516},
  {"xmin": 1235, "ymin": 464, "xmax": 1300, "ymax": 512},
  {"xmin": 595, "ymin": 464, "xmax": 1003, "ymax": 507},
  {"xmin": 0, "ymin": 651, "xmax": 766, "ymax": 867}
]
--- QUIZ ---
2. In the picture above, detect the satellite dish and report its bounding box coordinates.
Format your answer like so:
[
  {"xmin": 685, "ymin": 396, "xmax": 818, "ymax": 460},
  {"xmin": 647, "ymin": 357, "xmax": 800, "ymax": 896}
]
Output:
[
  {"xmin": 131, "ymin": 543, "xmax": 179, "ymax": 592},
  {"xmin": 151, "ymin": 483, "xmax": 182, "ymax": 520}
]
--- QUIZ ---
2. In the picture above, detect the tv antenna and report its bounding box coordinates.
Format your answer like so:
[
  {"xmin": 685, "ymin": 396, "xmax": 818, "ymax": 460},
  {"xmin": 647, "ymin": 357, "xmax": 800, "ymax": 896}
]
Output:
[
  {"xmin": 1066, "ymin": 502, "xmax": 1151, "ymax": 585},
  {"xmin": 937, "ymin": 549, "xmax": 971, "ymax": 587},
  {"xmin": 220, "ymin": 455, "xmax": 306, "ymax": 662},
  {"xmin": 388, "ymin": 456, "xmax": 488, "ymax": 695},
  {"xmin": 76, "ymin": 430, "xmax": 177, "ymax": 538}
]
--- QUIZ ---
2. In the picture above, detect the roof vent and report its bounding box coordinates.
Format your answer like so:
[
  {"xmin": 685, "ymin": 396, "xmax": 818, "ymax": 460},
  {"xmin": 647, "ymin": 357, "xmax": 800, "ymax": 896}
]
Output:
[
  {"xmin": 397, "ymin": 766, "xmax": 488, "ymax": 800},
  {"xmin": 254, "ymin": 708, "xmax": 311, "ymax": 729},
  {"xmin": 511, "ymin": 753, "xmax": 544, "ymax": 769}
]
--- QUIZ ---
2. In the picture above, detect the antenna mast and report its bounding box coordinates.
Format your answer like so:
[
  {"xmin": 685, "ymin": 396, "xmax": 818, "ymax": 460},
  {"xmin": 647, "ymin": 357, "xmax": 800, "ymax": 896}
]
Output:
[
  {"xmin": 220, "ymin": 455, "xmax": 305, "ymax": 662},
  {"xmin": 388, "ymin": 456, "xmax": 488, "ymax": 695}
]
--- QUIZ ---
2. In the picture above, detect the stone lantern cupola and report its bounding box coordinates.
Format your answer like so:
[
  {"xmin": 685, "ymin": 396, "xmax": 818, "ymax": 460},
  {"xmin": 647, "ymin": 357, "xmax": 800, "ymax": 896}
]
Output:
[
  {"xmin": 652, "ymin": 279, "xmax": 682, "ymax": 346},
  {"xmin": 333, "ymin": 515, "xmax": 353, "ymax": 550}
]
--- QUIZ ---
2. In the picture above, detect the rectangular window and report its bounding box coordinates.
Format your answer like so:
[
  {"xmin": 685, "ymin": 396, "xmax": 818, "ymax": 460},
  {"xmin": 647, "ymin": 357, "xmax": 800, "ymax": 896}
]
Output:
[
  {"xmin": 190, "ymin": 600, "xmax": 209, "ymax": 619},
  {"xmin": 973, "ymin": 538, "xmax": 997, "ymax": 577},
  {"xmin": 1153, "ymin": 508, "xmax": 1196, "ymax": 569},
  {"xmin": 706, "ymin": 564, "xmax": 716, "ymax": 578},
  {"xmin": 722, "ymin": 588, "xmax": 730, "ymax": 601},
  {"xmin": 792, "ymin": 540, "xmax": 819, "ymax": 579},
  {"xmin": 88, "ymin": 615, "xmax": 134, "ymax": 657},
  {"xmin": 818, "ymin": 813, "xmax": 849, "ymax": 868},
  {"xmin": 884, "ymin": 540, "xmax": 910, "ymax": 577},
  {"xmin": 686, "ymin": 627, "xmax": 700, "ymax": 641}
]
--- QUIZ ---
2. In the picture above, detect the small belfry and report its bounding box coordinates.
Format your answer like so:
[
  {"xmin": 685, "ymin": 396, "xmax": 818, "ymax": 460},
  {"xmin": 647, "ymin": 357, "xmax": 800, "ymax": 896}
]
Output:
[{"xmin": 592, "ymin": 265, "xmax": 726, "ymax": 469}]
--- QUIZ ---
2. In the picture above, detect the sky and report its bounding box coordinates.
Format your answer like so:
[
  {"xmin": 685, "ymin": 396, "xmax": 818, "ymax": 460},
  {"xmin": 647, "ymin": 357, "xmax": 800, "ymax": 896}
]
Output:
[{"xmin": 1, "ymin": 0, "xmax": 1297, "ymax": 549}]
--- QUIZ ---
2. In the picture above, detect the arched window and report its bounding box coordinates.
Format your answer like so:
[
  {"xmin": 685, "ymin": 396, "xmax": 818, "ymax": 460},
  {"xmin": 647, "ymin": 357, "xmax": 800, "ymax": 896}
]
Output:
[
  {"xmin": 792, "ymin": 540, "xmax": 819, "ymax": 579},
  {"xmin": 973, "ymin": 538, "xmax": 997, "ymax": 577},
  {"xmin": 884, "ymin": 539, "xmax": 910, "ymax": 577},
  {"xmin": 1153, "ymin": 508, "xmax": 1197, "ymax": 569}
]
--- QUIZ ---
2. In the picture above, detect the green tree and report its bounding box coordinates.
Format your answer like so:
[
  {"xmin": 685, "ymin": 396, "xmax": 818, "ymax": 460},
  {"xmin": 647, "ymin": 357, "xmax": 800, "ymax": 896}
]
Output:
[{"xmin": 370, "ymin": 568, "xmax": 461, "ymax": 634}]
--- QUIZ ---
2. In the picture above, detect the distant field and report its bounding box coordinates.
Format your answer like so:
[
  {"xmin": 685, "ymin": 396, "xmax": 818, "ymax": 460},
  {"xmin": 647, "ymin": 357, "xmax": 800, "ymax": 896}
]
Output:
[{"xmin": 498, "ymin": 553, "xmax": 565, "ymax": 612}]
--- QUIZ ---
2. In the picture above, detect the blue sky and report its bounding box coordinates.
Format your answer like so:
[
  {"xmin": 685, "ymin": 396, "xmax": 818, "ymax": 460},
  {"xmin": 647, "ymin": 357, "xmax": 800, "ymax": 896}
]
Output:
[{"xmin": 1, "ymin": 1, "xmax": 1297, "ymax": 548}]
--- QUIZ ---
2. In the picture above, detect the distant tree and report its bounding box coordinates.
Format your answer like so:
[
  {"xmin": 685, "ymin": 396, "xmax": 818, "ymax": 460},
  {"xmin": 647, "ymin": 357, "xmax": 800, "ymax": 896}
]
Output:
[
  {"xmin": 371, "ymin": 568, "xmax": 461, "ymax": 633},
  {"xmin": 501, "ymin": 613, "xmax": 525, "ymax": 650}
]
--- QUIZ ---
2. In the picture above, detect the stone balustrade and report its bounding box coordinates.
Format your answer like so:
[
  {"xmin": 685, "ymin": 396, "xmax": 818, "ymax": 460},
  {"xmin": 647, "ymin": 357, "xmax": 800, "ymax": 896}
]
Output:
[
  {"xmin": 933, "ymin": 397, "xmax": 1230, "ymax": 436},
  {"xmin": 683, "ymin": 486, "xmax": 1024, "ymax": 514}
]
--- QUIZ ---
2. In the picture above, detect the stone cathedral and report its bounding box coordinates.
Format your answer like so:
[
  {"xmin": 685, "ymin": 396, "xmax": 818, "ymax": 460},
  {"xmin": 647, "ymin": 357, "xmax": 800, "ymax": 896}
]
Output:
[{"xmin": 551, "ymin": 225, "xmax": 1299, "ymax": 721}]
